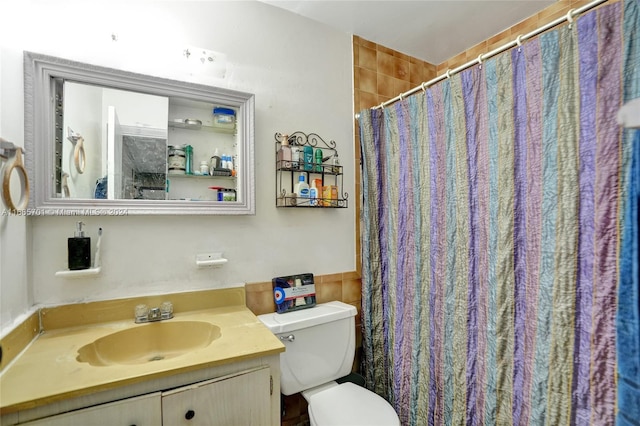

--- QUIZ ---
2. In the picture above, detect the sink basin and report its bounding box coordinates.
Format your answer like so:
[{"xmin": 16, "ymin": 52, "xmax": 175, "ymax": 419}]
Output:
[{"xmin": 76, "ymin": 321, "xmax": 221, "ymax": 366}]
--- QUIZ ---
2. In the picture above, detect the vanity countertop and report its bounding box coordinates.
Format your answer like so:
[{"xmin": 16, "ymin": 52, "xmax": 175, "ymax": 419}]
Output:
[{"xmin": 0, "ymin": 289, "xmax": 284, "ymax": 414}]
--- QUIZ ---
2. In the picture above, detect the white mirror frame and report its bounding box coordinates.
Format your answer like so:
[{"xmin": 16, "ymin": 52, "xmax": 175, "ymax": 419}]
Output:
[{"xmin": 24, "ymin": 51, "xmax": 255, "ymax": 215}]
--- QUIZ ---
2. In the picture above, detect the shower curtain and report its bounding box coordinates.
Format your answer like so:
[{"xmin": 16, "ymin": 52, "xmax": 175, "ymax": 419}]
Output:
[{"xmin": 358, "ymin": 0, "xmax": 640, "ymax": 425}]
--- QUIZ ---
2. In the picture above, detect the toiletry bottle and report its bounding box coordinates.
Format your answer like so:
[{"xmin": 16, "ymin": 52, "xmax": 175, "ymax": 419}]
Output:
[
  {"xmin": 314, "ymin": 147, "xmax": 323, "ymax": 172},
  {"xmin": 332, "ymin": 152, "xmax": 340, "ymax": 174},
  {"xmin": 303, "ymin": 145, "xmax": 313, "ymax": 171},
  {"xmin": 309, "ymin": 179, "xmax": 319, "ymax": 206},
  {"xmin": 184, "ymin": 145, "xmax": 193, "ymax": 175},
  {"xmin": 68, "ymin": 221, "xmax": 91, "ymax": 270},
  {"xmin": 199, "ymin": 160, "xmax": 209, "ymax": 175},
  {"xmin": 277, "ymin": 134, "xmax": 292, "ymax": 169},
  {"xmin": 294, "ymin": 173, "xmax": 310, "ymax": 201},
  {"xmin": 291, "ymin": 145, "xmax": 300, "ymax": 170},
  {"xmin": 210, "ymin": 148, "xmax": 221, "ymax": 174}
]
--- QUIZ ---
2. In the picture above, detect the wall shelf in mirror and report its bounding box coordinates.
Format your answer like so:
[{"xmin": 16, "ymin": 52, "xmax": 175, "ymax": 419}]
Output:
[
  {"xmin": 23, "ymin": 51, "xmax": 255, "ymax": 215},
  {"xmin": 168, "ymin": 120, "xmax": 236, "ymax": 134}
]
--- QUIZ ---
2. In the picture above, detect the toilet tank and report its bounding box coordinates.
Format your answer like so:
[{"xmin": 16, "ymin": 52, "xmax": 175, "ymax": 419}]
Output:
[{"xmin": 258, "ymin": 301, "xmax": 357, "ymax": 395}]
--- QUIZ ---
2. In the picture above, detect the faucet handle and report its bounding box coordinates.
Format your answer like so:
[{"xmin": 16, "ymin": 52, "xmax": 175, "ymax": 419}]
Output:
[
  {"xmin": 161, "ymin": 301, "xmax": 173, "ymax": 319},
  {"xmin": 135, "ymin": 304, "xmax": 149, "ymax": 322}
]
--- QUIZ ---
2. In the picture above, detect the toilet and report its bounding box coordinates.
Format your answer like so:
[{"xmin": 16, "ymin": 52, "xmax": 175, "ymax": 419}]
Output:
[{"xmin": 258, "ymin": 301, "xmax": 400, "ymax": 426}]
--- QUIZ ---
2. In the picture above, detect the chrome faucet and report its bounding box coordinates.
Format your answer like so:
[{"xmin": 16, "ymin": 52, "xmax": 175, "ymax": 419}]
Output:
[{"xmin": 135, "ymin": 302, "xmax": 173, "ymax": 323}]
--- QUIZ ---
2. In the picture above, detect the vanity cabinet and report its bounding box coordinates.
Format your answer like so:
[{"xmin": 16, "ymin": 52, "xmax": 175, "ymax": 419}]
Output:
[
  {"xmin": 19, "ymin": 393, "xmax": 162, "ymax": 426},
  {"xmin": 162, "ymin": 366, "xmax": 271, "ymax": 425},
  {"xmin": 7, "ymin": 361, "xmax": 279, "ymax": 426}
]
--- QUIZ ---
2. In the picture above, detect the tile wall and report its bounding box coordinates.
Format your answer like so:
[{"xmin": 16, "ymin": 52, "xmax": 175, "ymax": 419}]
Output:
[{"xmin": 437, "ymin": 0, "xmax": 601, "ymax": 73}]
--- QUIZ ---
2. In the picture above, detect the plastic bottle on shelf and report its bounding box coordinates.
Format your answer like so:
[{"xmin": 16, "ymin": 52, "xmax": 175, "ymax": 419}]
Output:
[
  {"xmin": 303, "ymin": 145, "xmax": 313, "ymax": 171},
  {"xmin": 294, "ymin": 173, "xmax": 310, "ymax": 202},
  {"xmin": 291, "ymin": 145, "xmax": 300, "ymax": 169},
  {"xmin": 184, "ymin": 145, "xmax": 193, "ymax": 175},
  {"xmin": 314, "ymin": 147, "xmax": 323, "ymax": 172},
  {"xmin": 210, "ymin": 149, "xmax": 221, "ymax": 174},
  {"xmin": 199, "ymin": 160, "xmax": 209, "ymax": 175},
  {"xmin": 332, "ymin": 152, "xmax": 340, "ymax": 174},
  {"xmin": 309, "ymin": 179, "xmax": 319, "ymax": 206},
  {"xmin": 277, "ymin": 134, "xmax": 292, "ymax": 169}
]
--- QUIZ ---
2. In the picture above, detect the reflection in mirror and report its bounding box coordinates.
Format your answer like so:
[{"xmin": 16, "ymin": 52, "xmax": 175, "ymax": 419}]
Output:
[
  {"xmin": 24, "ymin": 51, "xmax": 255, "ymax": 215},
  {"xmin": 62, "ymin": 82, "xmax": 169, "ymax": 201}
]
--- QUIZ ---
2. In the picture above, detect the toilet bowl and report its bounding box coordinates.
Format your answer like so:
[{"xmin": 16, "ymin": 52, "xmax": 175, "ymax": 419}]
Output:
[
  {"xmin": 303, "ymin": 381, "xmax": 399, "ymax": 426},
  {"xmin": 258, "ymin": 301, "xmax": 400, "ymax": 426}
]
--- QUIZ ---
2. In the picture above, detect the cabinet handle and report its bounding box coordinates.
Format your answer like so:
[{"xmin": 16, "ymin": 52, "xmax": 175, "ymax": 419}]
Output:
[{"xmin": 185, "ymin": 409, "xmax": 196, "ymax": 420}]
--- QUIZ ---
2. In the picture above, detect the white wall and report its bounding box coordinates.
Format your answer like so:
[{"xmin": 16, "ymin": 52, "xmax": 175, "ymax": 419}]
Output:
[
  {"xmin": 0, "ymin": 0, "xmax": 355, "ymax": 332},
  {"xmin": 63, "ymin": 83, "xmax": 103, "ymax": 199}
]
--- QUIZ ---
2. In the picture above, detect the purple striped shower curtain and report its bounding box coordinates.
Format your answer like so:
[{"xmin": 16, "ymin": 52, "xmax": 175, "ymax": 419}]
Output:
[{"xmin": 358, "ymin": 1, "xmax": 640, "ymax": 425}]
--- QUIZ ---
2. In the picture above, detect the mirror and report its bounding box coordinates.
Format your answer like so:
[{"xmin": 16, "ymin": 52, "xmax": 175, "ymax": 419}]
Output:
[{"xmin": 24, "ymin": 51, "xmax": 255, "ymax": 215}]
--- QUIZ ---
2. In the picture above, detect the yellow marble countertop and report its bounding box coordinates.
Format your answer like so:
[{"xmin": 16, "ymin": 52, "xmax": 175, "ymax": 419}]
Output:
[{"xmin": 0, "ymin": 288, "xmax": 284, "ymax": 414}]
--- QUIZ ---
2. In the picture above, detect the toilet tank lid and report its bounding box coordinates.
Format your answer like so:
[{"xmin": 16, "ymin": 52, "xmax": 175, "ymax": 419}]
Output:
[{"xmin": 258, "ymin": 301, "xmax": 356, "ymax": 334}]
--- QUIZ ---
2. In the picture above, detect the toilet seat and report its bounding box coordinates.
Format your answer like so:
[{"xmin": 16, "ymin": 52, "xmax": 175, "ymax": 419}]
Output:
[{"xmin": 306, "ymin": 382, "xmax": 400, "ymax": 426}]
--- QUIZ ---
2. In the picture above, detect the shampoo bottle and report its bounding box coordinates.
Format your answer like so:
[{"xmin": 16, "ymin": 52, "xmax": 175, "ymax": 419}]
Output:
[{"xmin": 68, "ymin": 221, "xmax": 91, "ymax": 270}]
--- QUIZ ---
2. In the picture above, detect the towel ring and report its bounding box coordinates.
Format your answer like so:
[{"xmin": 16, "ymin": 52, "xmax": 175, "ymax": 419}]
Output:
[
  {"xmin": 1, "ymin": 147, "xmax": 30, "ymax": 213},
  {"xmin": 73, "ymin": 136, "xmax": 86, "ymax": 174}
]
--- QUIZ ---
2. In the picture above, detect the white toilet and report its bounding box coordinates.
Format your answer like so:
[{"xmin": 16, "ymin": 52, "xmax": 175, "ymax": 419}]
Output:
[{"xmin": 258, "ymin": 301, "xmax": 400, "ymax": 426}]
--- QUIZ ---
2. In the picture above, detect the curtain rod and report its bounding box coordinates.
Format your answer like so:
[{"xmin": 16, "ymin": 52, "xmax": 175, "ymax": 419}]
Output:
[{"xmin": 354, "ymin": 0, "xmax": 609, "ymax": 119}]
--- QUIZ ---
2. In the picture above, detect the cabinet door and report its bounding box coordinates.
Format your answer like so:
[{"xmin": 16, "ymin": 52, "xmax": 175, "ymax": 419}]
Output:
[
  {"xmin": 161, "ymin": 366, "xmax": 271, "ymax": 426},
  {"xmin": 20, "ymin": 392, "xmax": 162, "ymax": 426}
]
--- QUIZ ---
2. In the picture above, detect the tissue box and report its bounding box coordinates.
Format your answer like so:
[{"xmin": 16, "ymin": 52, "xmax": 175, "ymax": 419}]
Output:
[{"xmin": 272, "ymin": 273, "xmax": 316, "ymax": 314}]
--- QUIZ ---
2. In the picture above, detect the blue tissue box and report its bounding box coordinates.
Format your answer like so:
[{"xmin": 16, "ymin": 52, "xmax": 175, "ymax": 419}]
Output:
[{"xmin": 272, "ymin": 273, "xmax": 316, "ymax": 314}]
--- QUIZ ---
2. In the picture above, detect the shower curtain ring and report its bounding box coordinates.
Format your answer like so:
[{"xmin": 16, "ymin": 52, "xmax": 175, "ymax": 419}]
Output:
[
  {"xmin": 567, "ymin": 9, "xmax": 576, "ymax": 28},
  {"xmin": 516, "ymin": 35, "xmax": 524, "ymax": 52},
  {"xmin": 421, "ymin": 82, "xmax": 428, "ymax": 93},
  {"xmin": 445, "ymin": 69, "xmax": 452, "ymax": 79}
]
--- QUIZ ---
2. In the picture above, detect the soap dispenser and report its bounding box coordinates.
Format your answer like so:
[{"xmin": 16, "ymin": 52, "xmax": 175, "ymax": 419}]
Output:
[{"xmin": 68, "ymin": 221, "xmax": 91, "ymax": 270}]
